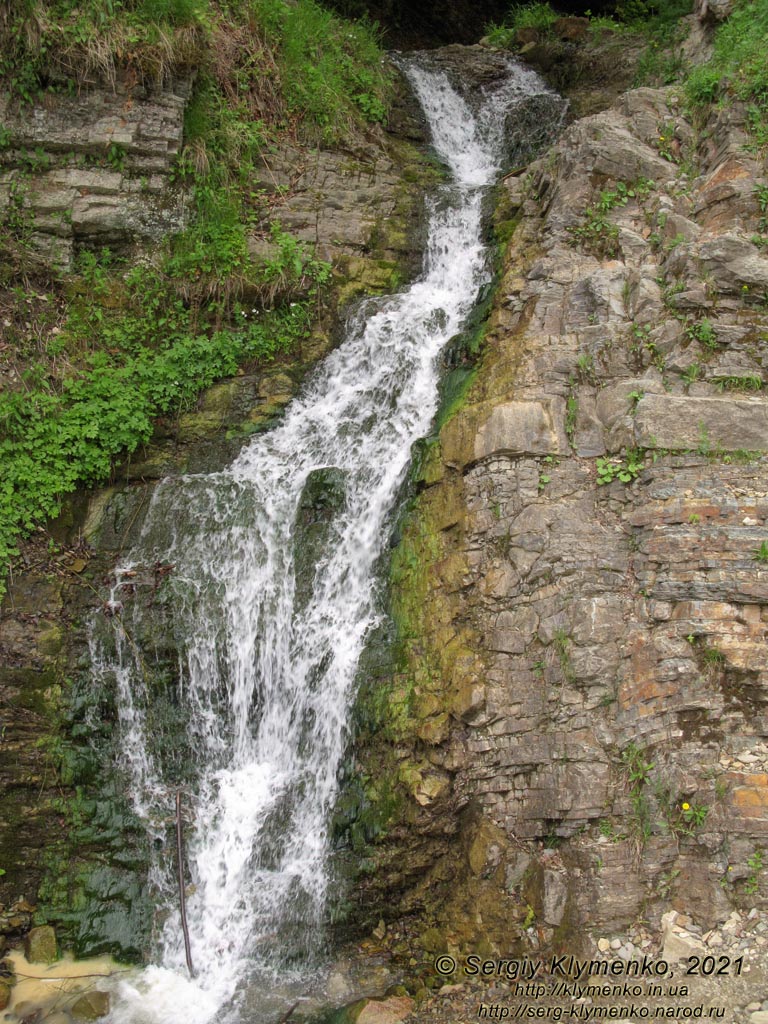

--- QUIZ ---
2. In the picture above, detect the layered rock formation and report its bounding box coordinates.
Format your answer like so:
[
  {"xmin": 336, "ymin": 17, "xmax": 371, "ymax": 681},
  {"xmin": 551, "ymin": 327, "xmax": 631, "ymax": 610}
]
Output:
[
  {"xmin": 0, "ymin": 81, "xmax": 191, "ymax": 269},
  {"xmin": 358, "ymin": 46, "xmax": 768, "ymax": 951}
]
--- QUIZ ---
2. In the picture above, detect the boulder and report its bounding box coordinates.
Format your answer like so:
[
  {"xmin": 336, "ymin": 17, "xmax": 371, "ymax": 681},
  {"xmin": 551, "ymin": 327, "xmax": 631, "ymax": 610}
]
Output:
[
  {"xmin": 70, "ymin": 990, "xmax": 111, "ymax": 1021},
  {"xmin": 554, "ymin": 17, "xmax": 589, "ymax": 41},
  {"xmin": 697, "ymin": 0, "xmax": 734, "ymax": 21},
  {"xmin": 357, "ymin": 996, "xmax": 415, "ymax": 1024},
  {"xmin": 24, "ymin": 925, "xmax": 58, "ymax": 963},
  {"xmin": 698, "ymin": 234, "xmax": 768, "ymax": 295},
  {"xmin": 542, "ymin": 869, "xmax": 569, "ymax": 926},
  {"xmin": 327, "ymin": 996, "xmax": 414, "ymax": 1024},
  {"xmin": 661, "ymin": 911, "xmax": 707, "ymax": 962}
]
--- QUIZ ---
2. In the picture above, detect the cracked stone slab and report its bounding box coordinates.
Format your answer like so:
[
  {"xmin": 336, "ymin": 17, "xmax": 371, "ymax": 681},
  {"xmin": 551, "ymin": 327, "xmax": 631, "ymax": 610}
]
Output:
[{"xmin": 633, "ymin": 394, "xmax": 768, "ymax": 451}]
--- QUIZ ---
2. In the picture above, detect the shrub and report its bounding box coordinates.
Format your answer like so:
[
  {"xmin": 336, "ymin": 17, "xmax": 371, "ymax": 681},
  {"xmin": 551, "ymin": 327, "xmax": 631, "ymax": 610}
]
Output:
[{"xmin": 508, "ymin": 2, "xmax": 558, "ymax": 32}]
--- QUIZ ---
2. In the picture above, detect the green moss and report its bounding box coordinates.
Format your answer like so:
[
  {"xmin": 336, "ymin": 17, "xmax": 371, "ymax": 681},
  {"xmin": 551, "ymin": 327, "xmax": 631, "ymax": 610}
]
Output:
[{"xmin": 33, "ymin": 667, "xmax": 154, "ymax": 960}]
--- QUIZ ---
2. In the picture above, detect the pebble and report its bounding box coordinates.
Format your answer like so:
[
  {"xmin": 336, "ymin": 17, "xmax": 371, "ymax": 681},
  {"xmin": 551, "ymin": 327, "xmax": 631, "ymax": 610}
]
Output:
[
  {"xmin": 610, "ymin": 938, "xmax": 622, "ymax": 950},
  {"xmin": 597, "ymin": 938, "xmax": 610, "ymax": 953},
  {"xmin": 749, "ymin": 1014, "xmax": 768, "ymax": 1024}
]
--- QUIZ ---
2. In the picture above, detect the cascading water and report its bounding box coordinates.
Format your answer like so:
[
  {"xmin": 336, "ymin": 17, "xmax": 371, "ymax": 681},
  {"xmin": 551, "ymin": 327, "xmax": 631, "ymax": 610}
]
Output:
[{"xmin": 91, "ymin": 53, "xmax": 562, "ymax": 1024}]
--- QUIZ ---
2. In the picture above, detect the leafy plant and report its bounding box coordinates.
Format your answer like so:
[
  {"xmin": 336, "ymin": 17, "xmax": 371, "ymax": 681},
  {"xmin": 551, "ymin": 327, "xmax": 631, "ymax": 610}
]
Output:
[
  {"xmin": 754, "ymin": 184, "xmax": 768, "ymax": 234},
  {"xmin": 628, "ymin": 388, "xmax": 644, "ymax": 410},
  {"xmin": 686, "ymin": 318, "xmax": 717, "ymax": 350},
  {"xmin": 682, "ymin": 362, "xmax": 702, "ymax": 386},
  {"xmin": 253, "ymin": 0, "xmax": 391, "ymax": 142},
  {"xmin": 106, "ymin": 142, "xmax": 126, "ymax": 172},
  {"xmin": 753, "ymin": 541, "xmax": 768, "ymax": 564},
  {"xmin": 680, "ymin": 801, "xmax": 708, "ymax": 829},
  {"xmin": 621, "ymin": 742, "xmax": 654, "ymax": 787},
  {"xmin": 598, "ymin": 818, "xmax": 625, "ymax": 842},
  {"xmin": 568, "ymin": 207, "xmax": 620, "ymax": 256},
  {"xmin": 661, "ymin": 797, "xmax": 709, "ymax": 838},
  {"xmin": 569, "ymin": 180, "xmax": 653, "ymax": 256},
  {"xmin": 565, "ymin": 393, "xmax": 578, "ymax": 446},
  {"xmin": 744, "ymin": 849, "xmax": 764, "ymax": 895},
  {"xmin": 576, "ymin": 353, "xmax": 595, "ymax": 380},
  {"xmin": 702, "ymin": 645, "xmax": 725, "ymax": 668},
  {"xmin": 552, "ymin": 627, "xmax": 575, "ymax": 683},
  {"xmin": 485, "ymin": 0, "xmax": 558, "ymax": 43},
  {"xmin": 596, "ymin": 450, "xmax": 644, "ymax": 485}
]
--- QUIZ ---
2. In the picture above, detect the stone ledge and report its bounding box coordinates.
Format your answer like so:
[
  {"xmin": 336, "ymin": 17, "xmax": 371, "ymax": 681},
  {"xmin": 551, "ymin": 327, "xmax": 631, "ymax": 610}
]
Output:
[{"xmin": 634, "ymin": 393, "xmax": 768, "ymax": 452}]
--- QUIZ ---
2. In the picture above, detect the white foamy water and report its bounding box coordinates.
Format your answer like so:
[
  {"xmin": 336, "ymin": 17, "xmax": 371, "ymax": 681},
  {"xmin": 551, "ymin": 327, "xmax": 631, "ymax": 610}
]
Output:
[{"xmin": 91, "ymin": 54, "xmax": 560, "ymax": 1024}]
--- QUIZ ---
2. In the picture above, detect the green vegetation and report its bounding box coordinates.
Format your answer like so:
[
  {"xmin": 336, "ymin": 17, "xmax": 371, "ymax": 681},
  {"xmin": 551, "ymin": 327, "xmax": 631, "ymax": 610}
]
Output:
[
  {"xmin": 0, "ymin": 297, "xmax": 318, "ymax": 574},
  {"xmin": 538, "ymin": 453, "xmax": 558, "ymax": 492},
  {"xmin": 621, "ymin": 742, "xmax": 654, "ymax": 787},
  {"xmin": 654, "ymin": 784, "xmax": 710, "ymax": 838},
  {"xmin": 686, "ymin": 318, "xmax": 717, "ymax": 351},
  {"xmin": 621, "ymin": 742, "xmax": 654, "ymax": 843},
  {"xmin": 702, "ymin": 645, "xmax": 725, "ymax": 668},
  {"xmin": 712, "ymin": 374, "xmax": 763, "ymax": 393},
  {"xmin": 251, "ymin": 0, "xmax": 391, "ymax": 139},
  {"xmin": 632, "ymin": 0, "xmax": 692, "ymax": 85},
  {"xmin": 685, "ymin": 0, "xmax": 768, "ymax": 148},
  {"xmin": 753, "ymin": 541, "xmax": 768, "ymax": 564},
  {"xmin": 0, "ymin": 145, "xmax": 330, "ymax": 593},
  {"xmin": 484, "ymin": 2, "xmax": 557, "ymax": 47},
  {"xmin": 744, "ymin": 849, "xmax": 764, "ymax": 895},
  {"xmin": 598, "ymin": 818, "xmax": 625, "ymax": 842},
  {"xmin": 596, "ymin": 450, "xmax": 644, "ymax": 485},
  {"xmin": 485, "ymin": 1, "xmax": 692, "ymax": 88},
  {"xmin": 567, "ymin": 179, "xmax": 653, "ymax": 257},
  {"xmin": 565, "ymin": 392, "xmax": 578, "ymax": 446},
  {"xmin": 0, "ymin": 0, "xmax": 397, "ymax": 595},
  {"xmin": 552, "ymin": 627, "xmax": 575, "ymax": 683},
  {"xmin": 0, "ymin": 0, "xmax": 391, "ymax": 143}
]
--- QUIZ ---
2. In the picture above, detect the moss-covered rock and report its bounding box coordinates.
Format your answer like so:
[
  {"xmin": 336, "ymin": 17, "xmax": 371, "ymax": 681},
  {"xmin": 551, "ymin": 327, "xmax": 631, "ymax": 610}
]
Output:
[
  {"xmin": 24, "ymin": 925, "xmax": 58, "ymax": 963},
  {"xmin": 70, "ymin": 990, "xmax": 111, "ymax": 1021}
]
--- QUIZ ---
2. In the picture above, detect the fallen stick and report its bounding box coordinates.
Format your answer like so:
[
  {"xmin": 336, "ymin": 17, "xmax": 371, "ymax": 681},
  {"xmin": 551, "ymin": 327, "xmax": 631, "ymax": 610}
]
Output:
[
  {"xmin": 277, "ymin": 1001, "xmax": 299, "ymax": 1024},
  {"xmin": 176, "ymin": 790, "xmax": 196, "ymax": 979}
]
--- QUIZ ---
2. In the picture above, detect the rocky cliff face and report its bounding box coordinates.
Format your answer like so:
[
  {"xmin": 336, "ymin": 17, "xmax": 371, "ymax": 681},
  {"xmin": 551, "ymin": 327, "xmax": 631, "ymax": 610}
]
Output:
[{"xmin": 356, "ymin": 35, "xmax": 768, "ymax": 955}]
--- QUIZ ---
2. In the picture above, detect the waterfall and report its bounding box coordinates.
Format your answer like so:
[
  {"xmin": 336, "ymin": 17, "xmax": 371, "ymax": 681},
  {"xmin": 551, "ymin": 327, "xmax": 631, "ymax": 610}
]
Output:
[{"xmin": 93, "ymin": 52, "xmax": 561, "ymax": 1024}]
